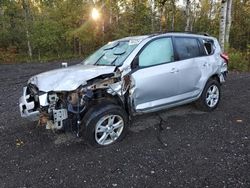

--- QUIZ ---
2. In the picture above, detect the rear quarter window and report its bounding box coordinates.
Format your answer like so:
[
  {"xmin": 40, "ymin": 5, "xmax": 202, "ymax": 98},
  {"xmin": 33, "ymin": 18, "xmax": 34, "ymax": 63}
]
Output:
[{"xmin": 202, "ymin": 39, "xmax": 215, "ymax": 55}]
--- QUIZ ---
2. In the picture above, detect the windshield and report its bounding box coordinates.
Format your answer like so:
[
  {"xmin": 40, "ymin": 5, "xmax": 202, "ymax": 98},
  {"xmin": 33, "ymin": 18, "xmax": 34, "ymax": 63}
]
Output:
[{"xmin": 82, "ymin": 40, "xmax": 139, "ymax": 66}]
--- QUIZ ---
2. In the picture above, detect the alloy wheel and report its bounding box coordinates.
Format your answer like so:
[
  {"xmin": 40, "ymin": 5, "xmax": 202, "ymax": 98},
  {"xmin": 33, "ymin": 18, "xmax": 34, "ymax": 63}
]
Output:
[
  {"xmin": 206, "ymin": 84, "xmax": 219, "ymax": 108},
  {"xmin": 95, "ymin": 114, "xmax": 124, "ymax": 145}
]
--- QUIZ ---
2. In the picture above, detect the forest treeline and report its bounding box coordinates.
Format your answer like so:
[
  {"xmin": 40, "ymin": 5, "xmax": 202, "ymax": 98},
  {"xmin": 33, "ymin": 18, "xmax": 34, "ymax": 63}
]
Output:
[{"xmin": 0, "ymin": 0, "xmax": 249, "ymax": 70}]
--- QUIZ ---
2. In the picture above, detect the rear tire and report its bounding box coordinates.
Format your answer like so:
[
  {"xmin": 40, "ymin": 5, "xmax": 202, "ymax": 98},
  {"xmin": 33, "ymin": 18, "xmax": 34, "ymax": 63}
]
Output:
[
  {"xmin": 195, "ymin": 79, "xmax": 221, "ymax": 112},
  {"xmin": 82, "ymin": 103, "xmax": 129, "ymax": 147}
]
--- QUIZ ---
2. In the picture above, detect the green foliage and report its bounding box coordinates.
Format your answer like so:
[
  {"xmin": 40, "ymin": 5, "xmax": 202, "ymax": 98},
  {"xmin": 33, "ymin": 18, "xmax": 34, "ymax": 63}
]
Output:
[
  {"xmin": 0, "ymin": 0, "xmax": 249, "ymax": 71},
  {"xmin": 230, "ymin": 0, "xmax": 250, "ymax": 51},
  {"xmin": 31, "ymin": 19, "xmax": 64, "ymax": 56},
  {"xmin": 0, "ymin": 1, "xmax": 26, "ymax": 49},
  {"xmin": 228, "ymin": 48, "xmax": 250, "ymax": 72},
  {"xmin": 193, "ymin": 0, "xmax": 220, "ymax": 37},
  {"xmin": 114, "ymin": 2, "xmax": 151, "ymax": 37},
  {"xmin": 0, "ymin": 47, "xmax": 17, "ymax": 63}
]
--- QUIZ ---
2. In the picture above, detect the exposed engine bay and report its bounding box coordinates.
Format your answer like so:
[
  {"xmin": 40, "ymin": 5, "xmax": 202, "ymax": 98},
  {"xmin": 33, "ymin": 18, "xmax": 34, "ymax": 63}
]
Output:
[{"xmin": 19, "ymin": 69, "xmax": 130, "ymax": 136}]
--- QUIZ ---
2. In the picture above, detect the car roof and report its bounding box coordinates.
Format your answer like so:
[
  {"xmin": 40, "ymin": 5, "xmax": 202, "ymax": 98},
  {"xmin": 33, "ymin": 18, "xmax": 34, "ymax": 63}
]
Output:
[
  {"xmin": 159, "ymin": 32, "xmax": 211, "ymax": 38},
  {"xmin": 115, "ymin": 35, "xmax": 150, "ymax": 42},
  {"xmin": 116, "ymin": 32, "xmax": 214, "ymax": 42}
]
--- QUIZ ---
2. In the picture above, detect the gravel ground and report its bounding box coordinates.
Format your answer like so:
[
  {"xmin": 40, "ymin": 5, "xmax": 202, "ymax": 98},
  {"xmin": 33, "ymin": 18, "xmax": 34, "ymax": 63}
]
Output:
[{"xmin": 0, "ymin": 61, "xmax": 249, "ymax": 188}]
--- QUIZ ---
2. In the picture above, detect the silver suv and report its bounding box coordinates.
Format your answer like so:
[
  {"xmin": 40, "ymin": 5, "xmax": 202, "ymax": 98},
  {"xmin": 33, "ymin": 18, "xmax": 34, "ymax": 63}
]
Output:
[{"xmin": 19, "ymin": 33, "xmax": 229, "ymax": 146}]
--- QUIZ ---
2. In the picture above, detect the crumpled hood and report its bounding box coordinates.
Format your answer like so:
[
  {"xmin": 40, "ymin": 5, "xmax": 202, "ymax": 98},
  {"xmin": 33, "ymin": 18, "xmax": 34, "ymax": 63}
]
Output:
[{"xmin": 28, "ymin": 64, "xmax": 116, "ymax": 92}]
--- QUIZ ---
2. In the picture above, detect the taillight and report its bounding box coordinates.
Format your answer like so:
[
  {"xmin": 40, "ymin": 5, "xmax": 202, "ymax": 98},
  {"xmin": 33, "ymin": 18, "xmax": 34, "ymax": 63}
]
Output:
[{"xmin": 220, "ymin": 53, "xmax": 229, "ymax": 64}]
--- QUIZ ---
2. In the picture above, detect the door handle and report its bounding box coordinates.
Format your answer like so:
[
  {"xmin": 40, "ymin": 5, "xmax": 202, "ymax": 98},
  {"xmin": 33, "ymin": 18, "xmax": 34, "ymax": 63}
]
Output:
[
  {"xmin": 203, "ymin": 62, "xmax": 209, "ymax": 67},
  {"xmin": 170, "ymin": 68, "xmax": 179, "ymax": 73}
]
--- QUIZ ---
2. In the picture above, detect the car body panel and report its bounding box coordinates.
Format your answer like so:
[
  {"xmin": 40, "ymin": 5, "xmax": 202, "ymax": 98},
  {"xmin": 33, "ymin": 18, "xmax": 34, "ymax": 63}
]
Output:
[
  {"xmin": 28, "ymin": 64, "xmax": 116, "ymax": 92},
  {"xmin": 130, "ymin": 62, "xmax": 180, "ymax": 111},
  {"xmin": 127, "ymin": 34, "xmax": 226, "ymax": 113},
  {"xmin": 19, "ymin": 87, "xmax": 40, "ymax": 121}
]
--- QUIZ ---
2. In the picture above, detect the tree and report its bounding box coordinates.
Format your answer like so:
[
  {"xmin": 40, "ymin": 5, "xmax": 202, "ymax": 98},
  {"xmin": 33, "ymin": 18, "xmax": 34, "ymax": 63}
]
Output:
[
  {"xmin": 225, "ymin": 0, "xmax": 232, "ymax": 46},
  {"xmin": 185, "ymin": 0, "xmax": 191, "ymax": 31},
  {"xmin": 149, "ymin": 0, "xmax": 155, "ymax": 32},
  {"xmin": 0, "ymin": 0, "xmax": 248, "ymax": 64},
  {"xmin": 219, "ymin": 0, "xmax": 232, "ymax": 51},
  {"xmin": 170, "ymin": 0, "xmax": 176, "ymax": 31},
  {"xmin": 230, "ymin": 0, "xmax": 250, "ymax": 50},
  {"xmin": 22, "ymin": 0, "xmax": 33, "ymax": 59}
]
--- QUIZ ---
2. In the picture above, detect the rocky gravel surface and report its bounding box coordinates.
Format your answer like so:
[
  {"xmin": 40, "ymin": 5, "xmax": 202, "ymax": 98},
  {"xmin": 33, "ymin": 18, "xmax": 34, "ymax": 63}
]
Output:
[{"xmin": 0, "ymin": 61, "xmax": 249, "ymax": 187}]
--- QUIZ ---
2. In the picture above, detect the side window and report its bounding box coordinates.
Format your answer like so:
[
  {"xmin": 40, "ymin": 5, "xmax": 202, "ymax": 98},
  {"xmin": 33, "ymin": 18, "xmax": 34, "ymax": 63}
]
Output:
[
  {"xmin": 203, "ymin": 39, "xmax": 215, "ymax": 55},
  {"xmin": 139, "ymin": 38, "xmax": 174, "ymax": 67},
  {"xmin": 174, "ymin": 37, "xmax": 201, "ymax": 60}
]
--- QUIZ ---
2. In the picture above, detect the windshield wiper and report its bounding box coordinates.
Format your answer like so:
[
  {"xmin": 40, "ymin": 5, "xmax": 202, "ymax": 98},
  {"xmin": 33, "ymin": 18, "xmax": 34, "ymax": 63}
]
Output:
[
  {"xmin": 110, "ymin": 57, "xmax": 118, "ymax": 65},
  {"xmin": 104, "ymin": 42, "xmax": 119, "ymax": 50},
  {"xmin": 94, "ymin": 54, "xmax": 104, "ymax": 65}
]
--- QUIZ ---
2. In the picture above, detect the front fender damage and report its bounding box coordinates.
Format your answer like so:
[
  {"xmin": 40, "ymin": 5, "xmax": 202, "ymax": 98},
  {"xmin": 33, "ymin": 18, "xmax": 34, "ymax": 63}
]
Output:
[{"xmin": 19, "ymin": 69, "xmax": 132, "ymax": 136}]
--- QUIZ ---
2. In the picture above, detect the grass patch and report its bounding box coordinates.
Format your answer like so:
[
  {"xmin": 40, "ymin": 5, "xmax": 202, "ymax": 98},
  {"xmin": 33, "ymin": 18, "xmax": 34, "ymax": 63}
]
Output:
[{"xmin": 228, "ymin": 48, "xmax": 250, "ymax": 72}]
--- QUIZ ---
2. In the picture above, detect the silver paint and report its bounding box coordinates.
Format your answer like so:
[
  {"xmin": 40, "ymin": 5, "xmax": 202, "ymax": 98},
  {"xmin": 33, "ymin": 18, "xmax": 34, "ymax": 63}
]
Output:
[
  {"xmin": 28, "ymin": 64, "xmax": 116, "ymax": 92},
  {"xmin": 38, "ymin": 93, "xmax": 48, "ymax": 106},
  {"xmin": 19, "ymin": 87, "xmax": 40, "ymax": 121}
]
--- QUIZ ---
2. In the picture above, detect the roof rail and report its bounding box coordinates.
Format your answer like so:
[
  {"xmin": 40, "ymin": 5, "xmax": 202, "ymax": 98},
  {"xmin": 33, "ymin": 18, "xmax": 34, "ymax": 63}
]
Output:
[
  {"xmin": 198, "ymin": 32, "xmax": 210, "ymax": 36},
  {"xmin": 166, "ymin": 31, "xmax": 210, "ymax": 36},
  {"xmin": 148, "ymin": 31, "xmax": 211, "ymax": 37}
]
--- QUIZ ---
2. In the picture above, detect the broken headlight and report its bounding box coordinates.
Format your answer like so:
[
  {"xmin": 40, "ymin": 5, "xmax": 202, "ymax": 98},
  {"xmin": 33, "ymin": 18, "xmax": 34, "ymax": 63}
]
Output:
[
  {"xmin": 27, "ymin": 83, "xmax": 39, "ymax": 102},
  {"xmin": 27, "ymin": 83, "xmax": 38, "ymax": 95}
]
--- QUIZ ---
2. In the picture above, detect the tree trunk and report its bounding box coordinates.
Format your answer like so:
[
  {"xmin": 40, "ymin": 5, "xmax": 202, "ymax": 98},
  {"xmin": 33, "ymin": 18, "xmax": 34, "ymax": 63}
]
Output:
[
  {"xmin": 38, "ymin": 49, "xmax": 41, "ymax": 61},
  {"xmin": 158, "ymin": 1, "xmax": 167, "ymax": 32},
  {"xmin": 159, "ymin": 6, "xmax": 163, "ymax": 32},
  {"xmin": 79, "ymin": 41, "xmax": 81, "ymax": 56},
  {"xmin": 219, "ymin": 0, "xmax": 228, "ymax": 52},
  {"xmin": 185, "ymin": 0, "xmax": 191, "ymax": 31},
  {"xmin": 22, "ymin": 0, "xmax": 32, "ymax": 59},
  {"xmin": 102, "ymin": 0, "xmax": 105, "ymax": 44},
  {"xmin": 0, "ymin": 6, "xmax": 4, "ymax": 29},
  {"xmin": 26, "ymin": 30, "xmax": 32, "ymax": 59},
  {"xmin": 150, "ymin": 0, "xmax": 155, "ymax": 32},
  {"xmin": 171, "ymin": 0, "xmax": 175, "ymax": 31},
  {"xmin": 208, "ymin": 0, "xmax": 214, "ymax": 30},
  {"xmin": 165, "ymin": 9, "xmax": 168, "ymax": 32},
  {"xmin": 109, "ymin": 7, "xmax": 112, "ymax": 25},
  {"xmin": 73, "ymin": 37, "xmax": 76, "ymax": 55},
  {"xmin": 190, "ymin": 17, "xmax": 195, "ymax": 32},
  {"xmin": 225, "ymin": 0, "xmax": 232, "ymax": 49},
  {"xmin": 109, "ymin": 0, "xmax": 112, "ymax": 25},
  {"xmin": 209, "ymin": 0, "xmax": 214, "ymax": 20}
]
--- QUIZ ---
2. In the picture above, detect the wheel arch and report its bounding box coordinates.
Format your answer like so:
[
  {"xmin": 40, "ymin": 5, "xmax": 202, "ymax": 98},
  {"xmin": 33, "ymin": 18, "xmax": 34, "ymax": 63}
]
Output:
[
  {"xmin": 197, "ymin": 74, "xmax": 221, "ymax": 99},
  {"xmin": 88, "ymin": 89, "xmax": 124, "ymax": 107},
  {"xmin": 210, "ymin": 74, "xmax": 220, "ymax": 84},
  {"xmin": 195, "ymin": 77, "xmax": 221, "ymax": 111}
]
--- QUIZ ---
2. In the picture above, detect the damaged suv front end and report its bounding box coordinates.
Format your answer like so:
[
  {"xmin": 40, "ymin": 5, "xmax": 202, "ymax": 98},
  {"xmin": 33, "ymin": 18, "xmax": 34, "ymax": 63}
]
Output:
[
  {"xmin": 19, "ymin": 65, "xmax": 120, "ymax": 130},
  {"xmin": 19, "ymin": 38, "xmax": 140, "ymax": 139}
]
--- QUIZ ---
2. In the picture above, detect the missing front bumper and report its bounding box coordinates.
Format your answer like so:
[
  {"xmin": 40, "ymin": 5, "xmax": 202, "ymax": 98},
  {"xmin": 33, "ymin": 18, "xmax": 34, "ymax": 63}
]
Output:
[{"xmin": 19, "ymin": 87, "xmax": 40, "ymax": 121}]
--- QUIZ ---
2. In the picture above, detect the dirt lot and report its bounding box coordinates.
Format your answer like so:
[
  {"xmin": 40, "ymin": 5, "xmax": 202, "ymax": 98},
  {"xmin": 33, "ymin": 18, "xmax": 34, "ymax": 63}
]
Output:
[{"xmin": 0, "ymin": 61, "xmax": 249, "ymax": 188}]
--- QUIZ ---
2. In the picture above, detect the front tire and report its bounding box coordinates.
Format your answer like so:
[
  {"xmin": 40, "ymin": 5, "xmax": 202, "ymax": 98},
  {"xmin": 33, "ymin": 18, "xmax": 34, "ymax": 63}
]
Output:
[
  {"xmin": 82, "ymin": 103, "xmax": 129, "ymax": 147},
  {"xmin": 195, "ymin": 79, "xmax": 221, "ymax": 112}
]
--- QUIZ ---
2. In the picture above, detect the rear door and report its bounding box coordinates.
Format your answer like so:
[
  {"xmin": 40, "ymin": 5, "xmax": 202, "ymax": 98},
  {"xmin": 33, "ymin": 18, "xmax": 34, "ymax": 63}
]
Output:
[{"xmin": 173, "ymin": 37, "xmax": 204, "ymax": 99}]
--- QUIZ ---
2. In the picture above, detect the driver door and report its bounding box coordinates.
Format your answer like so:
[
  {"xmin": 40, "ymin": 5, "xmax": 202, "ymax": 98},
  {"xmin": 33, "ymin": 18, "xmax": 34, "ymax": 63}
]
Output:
[{"xmin": 130, "ymin": 37, "xmax": 180, "ymax": 112}]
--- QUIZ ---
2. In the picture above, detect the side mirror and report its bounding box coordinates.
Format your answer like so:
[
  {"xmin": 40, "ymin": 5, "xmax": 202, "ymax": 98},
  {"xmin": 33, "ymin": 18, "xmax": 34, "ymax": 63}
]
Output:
[
  {"xmin": 131, "ymin": 56, "xmax": 139, "ymax": 69},
  {"xmin": 61, "ymin": 62, "xmax": 68, "ymax": 68}
]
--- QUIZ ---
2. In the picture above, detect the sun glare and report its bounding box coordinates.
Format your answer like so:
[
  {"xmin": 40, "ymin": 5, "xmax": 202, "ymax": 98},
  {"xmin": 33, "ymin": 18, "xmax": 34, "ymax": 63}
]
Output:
[{"xmin": 91, "ymin": 8, "xmax": 100, "ymax": 21}]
